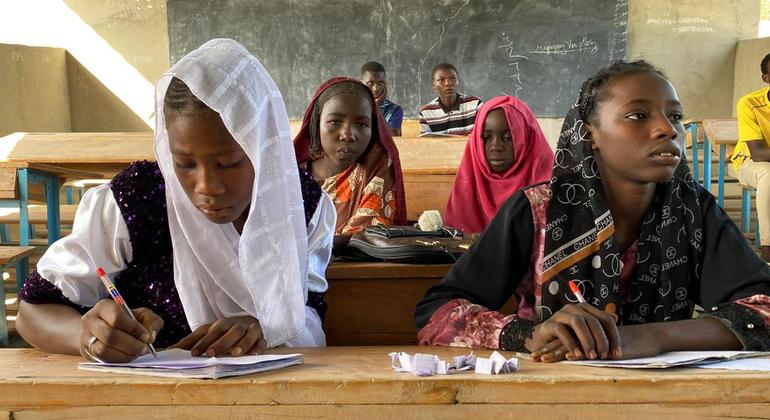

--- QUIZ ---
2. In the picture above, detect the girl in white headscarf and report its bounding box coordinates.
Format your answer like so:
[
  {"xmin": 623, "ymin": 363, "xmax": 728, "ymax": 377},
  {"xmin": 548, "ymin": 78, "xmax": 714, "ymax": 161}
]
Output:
[{"xmin": 16, "ymin": 39, "xmax": 335, "ymax": 362}]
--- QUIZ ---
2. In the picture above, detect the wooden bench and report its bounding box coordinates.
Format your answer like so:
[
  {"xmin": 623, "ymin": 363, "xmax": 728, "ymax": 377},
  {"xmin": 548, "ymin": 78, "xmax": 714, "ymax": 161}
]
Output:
[
  {"xmin": 323, "ymin": 261, "xmax": 451, "ymax": 345},
  {"xmin": 0, "ymin": 246, "xmax": 36, "ymax": 346},
  {"xmin": 395, "ymin": 136, "xmax": 466, "ymax": 220},
  {"xmin": 0, "ymin": 204, "xmax": 79, "ymax": 225}
]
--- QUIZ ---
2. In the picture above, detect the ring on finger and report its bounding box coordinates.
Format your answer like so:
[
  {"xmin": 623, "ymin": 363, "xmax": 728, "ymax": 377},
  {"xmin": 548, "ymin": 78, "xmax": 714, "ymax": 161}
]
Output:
[{"xmin": 84, "ymin": 335, "xmax": 105, "ymax": 363}]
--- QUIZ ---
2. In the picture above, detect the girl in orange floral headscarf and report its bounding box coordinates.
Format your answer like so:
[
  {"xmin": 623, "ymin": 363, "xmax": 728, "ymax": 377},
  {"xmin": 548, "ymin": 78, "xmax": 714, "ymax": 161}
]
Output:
[{"xmin": 294, "ymin": 77, "xmax": 407, "ymax": 237}]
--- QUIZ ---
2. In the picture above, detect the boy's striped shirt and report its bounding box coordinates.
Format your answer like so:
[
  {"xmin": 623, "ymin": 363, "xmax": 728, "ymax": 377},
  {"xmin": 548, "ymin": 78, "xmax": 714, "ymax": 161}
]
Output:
[{"xmin": 418, "ymin": 94, "xmax": 482, "ymax": 136}]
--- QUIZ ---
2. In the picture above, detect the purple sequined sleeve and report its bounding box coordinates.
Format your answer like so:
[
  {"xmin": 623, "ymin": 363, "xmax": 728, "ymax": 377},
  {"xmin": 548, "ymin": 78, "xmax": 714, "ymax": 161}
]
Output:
[{"xmin": 19, "ymin": 271, "xmax": 89, "ymax": 313}]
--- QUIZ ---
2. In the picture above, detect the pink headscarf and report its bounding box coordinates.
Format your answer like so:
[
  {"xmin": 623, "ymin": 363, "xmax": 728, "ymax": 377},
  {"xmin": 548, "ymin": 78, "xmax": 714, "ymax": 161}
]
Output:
[{"xmin": 445, "ymin": 96, "xmax": 553, "ymax": 234}]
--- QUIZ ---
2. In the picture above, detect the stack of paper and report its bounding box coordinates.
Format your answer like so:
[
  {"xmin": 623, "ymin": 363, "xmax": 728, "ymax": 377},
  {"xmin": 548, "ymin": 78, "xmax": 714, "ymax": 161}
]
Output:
[
  {"xmin": 563, "ymin": 351, "xmax": 769, "ymax": 369},
  {"xmin": 79, "ymin": 348, "xmax": 303, "ymax": 379}
]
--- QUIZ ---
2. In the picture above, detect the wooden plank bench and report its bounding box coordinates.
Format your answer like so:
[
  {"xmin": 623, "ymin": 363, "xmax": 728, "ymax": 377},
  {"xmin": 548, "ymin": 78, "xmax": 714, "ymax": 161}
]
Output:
[
  {"xmin": 0, "ymin": 204, "xmax": 79, "ymax": 225},
  {"xmin": 0, "ymin": 246, "xmax": 36, "ymax": 346}
]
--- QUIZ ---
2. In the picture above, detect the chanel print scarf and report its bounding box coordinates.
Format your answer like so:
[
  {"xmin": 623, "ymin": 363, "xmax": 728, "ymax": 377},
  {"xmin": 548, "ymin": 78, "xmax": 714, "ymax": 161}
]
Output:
[{"xmin": 538, "ymin": 102, "xmax": 704, "ymax": 325}]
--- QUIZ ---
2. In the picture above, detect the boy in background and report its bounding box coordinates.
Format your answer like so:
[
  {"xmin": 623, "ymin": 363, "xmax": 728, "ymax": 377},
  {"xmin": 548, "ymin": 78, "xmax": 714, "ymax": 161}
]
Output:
[
  {"xmin": 361, "ymin": 61, "xmax": 403, "ymax": 136},
  {"xmin": 731, "ymin": 52, "xmax": 770, "ymax": 261},
  {"xmin": 418, "ymin": 63, "xmax": 482, "ymax": 136}
]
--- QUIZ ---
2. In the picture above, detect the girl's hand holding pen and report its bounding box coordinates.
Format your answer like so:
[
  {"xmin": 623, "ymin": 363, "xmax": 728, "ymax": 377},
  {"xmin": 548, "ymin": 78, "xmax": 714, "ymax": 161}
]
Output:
[{"xmin": 79, "ymin": 299, "xmax": 164, "ymax": 363}]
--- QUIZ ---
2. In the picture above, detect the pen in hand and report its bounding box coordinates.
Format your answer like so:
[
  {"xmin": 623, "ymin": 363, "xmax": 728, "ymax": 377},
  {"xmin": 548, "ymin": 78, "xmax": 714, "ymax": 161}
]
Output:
[
  {"xmin": 568, "ymin": 280, "xmax": 588, "ymax": 303},
  {"xmin": 96, "ymin": 267, "xmax": 158, "ymax": 358},
  {"xmin": 569, "ymin": 279, "xmax": 618, "ymax": 324}
]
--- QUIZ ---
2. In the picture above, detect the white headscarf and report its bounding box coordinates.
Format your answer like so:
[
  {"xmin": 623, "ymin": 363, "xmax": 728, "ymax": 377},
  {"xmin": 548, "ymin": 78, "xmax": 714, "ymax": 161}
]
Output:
[{"xmin": 154, "ymin": 39, "xmax": 308, "ymax": 347}]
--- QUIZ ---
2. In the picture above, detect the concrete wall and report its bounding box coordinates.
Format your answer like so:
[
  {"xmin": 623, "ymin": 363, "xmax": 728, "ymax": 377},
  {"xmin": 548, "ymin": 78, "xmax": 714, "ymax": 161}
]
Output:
[
  {"xmin": 627, "ymin": 0, "xmax": 758, "ymax": 120},
  {"xmin": 0, "ymin": 1, "xmax": 169, "ymax": 134},
  {"xmin": 0, "ymin": 44, "xmax": 71, "ymax": 137},
  {"xmin": 61, "ymin": 0, "xmax": 169, "ymax": 131},
  {"xmin": 66, "ymin": 53, "xmax": 151, "ymax": 132},
  {"xmin": 63, "ymin": 0, "xmax": 170, "ymax": 83},
  {"xmin": 733, "ymin": 37, "xmax": 770, "ymax": 114}
]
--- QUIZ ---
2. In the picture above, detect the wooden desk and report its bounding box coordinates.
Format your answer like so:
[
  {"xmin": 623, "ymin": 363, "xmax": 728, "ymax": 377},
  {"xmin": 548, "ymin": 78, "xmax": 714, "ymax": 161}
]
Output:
[
  {"xmin": 0, "ymin": 247, "xmax": 35, "ymax": 346},
  {"xmin": 324, "ymin": 262, "xmax": 450, "ymax": 345},
  {"xmin": 0, "ymin": 132, "xmax": 155, "ymax": 178},
  {"xmin": 0, "ymin": 132, "xmax": 469, "ymax": 222},
  {"xmin": 0, "ymin": 159, "xmax": 102, "ymax": 287},
  {"xmin": 702, "ymin": 119, "xmax": 739, "ymax": 208},
  {"xmin": 395, "ymin": 136, "xmax": 466, "ymax": 220},
  {"xmin": 0, "ymin": 347, "xmax": 768, "ymax": 418},
  {"xmin": 401, "ymin": 119, "xmax": 421, "ymax": 137}
]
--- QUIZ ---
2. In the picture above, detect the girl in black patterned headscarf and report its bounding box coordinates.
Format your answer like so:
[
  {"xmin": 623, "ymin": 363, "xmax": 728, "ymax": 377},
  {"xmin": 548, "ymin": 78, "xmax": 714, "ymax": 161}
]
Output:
[{"xmin": 416, "ymin": 60, "xmax": 770, "ymax": 361}]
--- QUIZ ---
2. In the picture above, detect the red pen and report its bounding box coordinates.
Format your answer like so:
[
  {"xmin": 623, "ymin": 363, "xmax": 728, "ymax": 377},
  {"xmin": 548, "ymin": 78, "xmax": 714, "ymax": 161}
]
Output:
[
  {"xmin": 96, "ymin": 267, "xmax": 157, "ymax": 357},
  {"xmin": 568, "ymin": 280, "xmax": 588, "ymax": 304}
]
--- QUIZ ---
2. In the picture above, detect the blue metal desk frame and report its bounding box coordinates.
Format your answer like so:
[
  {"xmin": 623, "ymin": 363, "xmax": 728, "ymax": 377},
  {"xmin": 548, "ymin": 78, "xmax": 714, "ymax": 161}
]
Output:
[{"xmin": 0, "ymin": 167, "xmax": 61, "ymax": 290}]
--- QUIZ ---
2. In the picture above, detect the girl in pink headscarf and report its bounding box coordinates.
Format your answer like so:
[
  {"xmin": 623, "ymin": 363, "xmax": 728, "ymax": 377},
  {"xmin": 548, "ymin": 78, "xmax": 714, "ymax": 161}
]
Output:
[{"xmin": 445, "ymin": 96, "xmax": 554, "ymax": 234}]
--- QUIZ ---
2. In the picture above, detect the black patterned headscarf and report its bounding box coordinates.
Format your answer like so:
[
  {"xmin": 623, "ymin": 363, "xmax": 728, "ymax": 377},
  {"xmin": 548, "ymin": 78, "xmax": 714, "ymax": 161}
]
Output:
[{"xmin": 538, "ymin": 94, "xmax": 704, "ymax": 325}]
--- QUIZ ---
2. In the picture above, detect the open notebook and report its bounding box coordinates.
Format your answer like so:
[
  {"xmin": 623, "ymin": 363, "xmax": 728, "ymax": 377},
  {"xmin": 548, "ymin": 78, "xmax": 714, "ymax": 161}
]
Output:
[
  {"xmin": 562, "ymin": 351, "xmax": 770, "ymax": 369},
  {"xmin": 79, "ymin": 348, "xmax": 303, "ymax": 379}
]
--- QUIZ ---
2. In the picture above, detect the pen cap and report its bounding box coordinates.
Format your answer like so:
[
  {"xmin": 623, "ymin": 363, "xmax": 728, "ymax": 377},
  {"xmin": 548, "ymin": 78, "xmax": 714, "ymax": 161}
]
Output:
[
  {"xmin": 568, "ymin": 280, "xmax": 580, "ymax": 295},
  {"xmin": 96, "ymin": 267, "xmax": 106, "ymax": 277}
]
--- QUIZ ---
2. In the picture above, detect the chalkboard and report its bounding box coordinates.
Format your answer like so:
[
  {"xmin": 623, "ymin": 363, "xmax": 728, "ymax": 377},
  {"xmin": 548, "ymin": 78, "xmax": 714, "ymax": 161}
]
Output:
[{"xmin": 167, "ymin": 0, "xmax": 628, "ymax": 118}]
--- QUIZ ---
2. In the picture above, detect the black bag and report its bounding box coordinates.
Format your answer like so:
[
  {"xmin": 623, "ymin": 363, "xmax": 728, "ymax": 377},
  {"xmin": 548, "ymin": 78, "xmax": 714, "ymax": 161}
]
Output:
[{"xmin": 345, "ymin": 225, "xmax": 473, "ymax": 264}]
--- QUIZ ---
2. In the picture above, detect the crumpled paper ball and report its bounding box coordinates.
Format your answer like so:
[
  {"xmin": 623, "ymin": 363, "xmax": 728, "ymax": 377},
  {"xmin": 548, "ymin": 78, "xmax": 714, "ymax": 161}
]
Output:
[{"xmin": 418, "ymin": 210, "xmax": 443, "ymax": 231}]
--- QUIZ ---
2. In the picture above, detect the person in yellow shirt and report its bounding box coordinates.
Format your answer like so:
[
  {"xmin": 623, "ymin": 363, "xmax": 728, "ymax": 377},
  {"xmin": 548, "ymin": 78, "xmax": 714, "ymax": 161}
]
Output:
[{"xmin": 731, "ymin": 53, "xmax": 770, "ymax": 262}]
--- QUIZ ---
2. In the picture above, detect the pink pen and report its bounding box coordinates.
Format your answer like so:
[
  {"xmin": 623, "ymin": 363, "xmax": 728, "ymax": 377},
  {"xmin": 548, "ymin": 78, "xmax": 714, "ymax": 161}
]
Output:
[{"xmin": 96, "ymin": 267, "xmax": 157, "ymax": 357}]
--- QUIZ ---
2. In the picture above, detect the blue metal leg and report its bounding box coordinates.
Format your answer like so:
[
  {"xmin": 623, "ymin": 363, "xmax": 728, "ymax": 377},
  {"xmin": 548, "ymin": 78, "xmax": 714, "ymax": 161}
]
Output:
[
  {"xmin": 0, "ymin": 264, "xmax": 8, "ymax": 347},
  {"xmin": 44, "ymin": 174, "xmax": 61, "ymax": 244},
  {"xmin": 756, "ymin": 208, "xmax": 762, "ymax": 249},
  {"xmin": 0, "ymin": 225, "xmax": 8, "ymax": 244},
  {"xmin": 65, "ymin": 186, "xmax": 74, "ymax": 205},
  {"xmin": 18, "ymin": 169, "xmax": 29, "ymax": 247},
  {"xmin": 15, "ymin": 259, "xmax": 27, "ymax": 294},
  {"xmin": 16, "ymin": 169, "xmax": 30, "ymax": 291},
  {"xmin": 703, "ymin": 134, "xmax": 712, "ymax": 192},
  {"xmin": 717, "ymin": 145, "xmax": 726, "ymax": 207},
  {"xmin": 742, "ymin": 188, "xmax": 751, "ymax": 233},
  {"xmin": 690, "ymin": 124, "xmax": 700, "ymax": 184}
]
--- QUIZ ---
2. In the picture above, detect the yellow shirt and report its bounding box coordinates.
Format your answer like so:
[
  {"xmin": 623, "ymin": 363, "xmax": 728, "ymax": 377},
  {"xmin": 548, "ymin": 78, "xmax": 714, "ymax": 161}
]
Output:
[{"xmin": 733, "ymin": 86, "xmax": 770, "ymax": 172}]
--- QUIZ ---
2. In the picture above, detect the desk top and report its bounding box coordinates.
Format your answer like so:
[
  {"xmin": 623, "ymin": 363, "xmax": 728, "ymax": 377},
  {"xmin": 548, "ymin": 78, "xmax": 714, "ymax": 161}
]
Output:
[
  {"xmin": 395, "ymin": 136, "xmax": 466, "ymax": 173},
  {"xmin": 703, "ymin": 119, "xmax": 739, "ymax": 145},
  {"xmin": 0, "ymin": 246, "xmax": 35, "ymax": 265},
  {"xmin": 0, "ymin": 132, "xmax": 154, "ymax": 164},
  {"xmin": 0, "ymin": 346, "xmax": 768, "ymax": 408}
]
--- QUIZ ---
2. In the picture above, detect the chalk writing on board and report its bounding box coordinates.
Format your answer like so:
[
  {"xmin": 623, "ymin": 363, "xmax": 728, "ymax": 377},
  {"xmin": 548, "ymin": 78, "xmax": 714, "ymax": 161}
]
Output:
[
  {"xmin": 498, "ymin": 33, "xmax": 529, "ymax": 97},
  {"xmin": 645, "ymin": 15, "xmax": 714, "ymax": 33},
  {"xmin": 529, "ymin": 37, "xmax": 599, "ymax": 56},
  {"xmin": 609, "ymin": 0, "xmax": 628, "ymax": 62}
]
